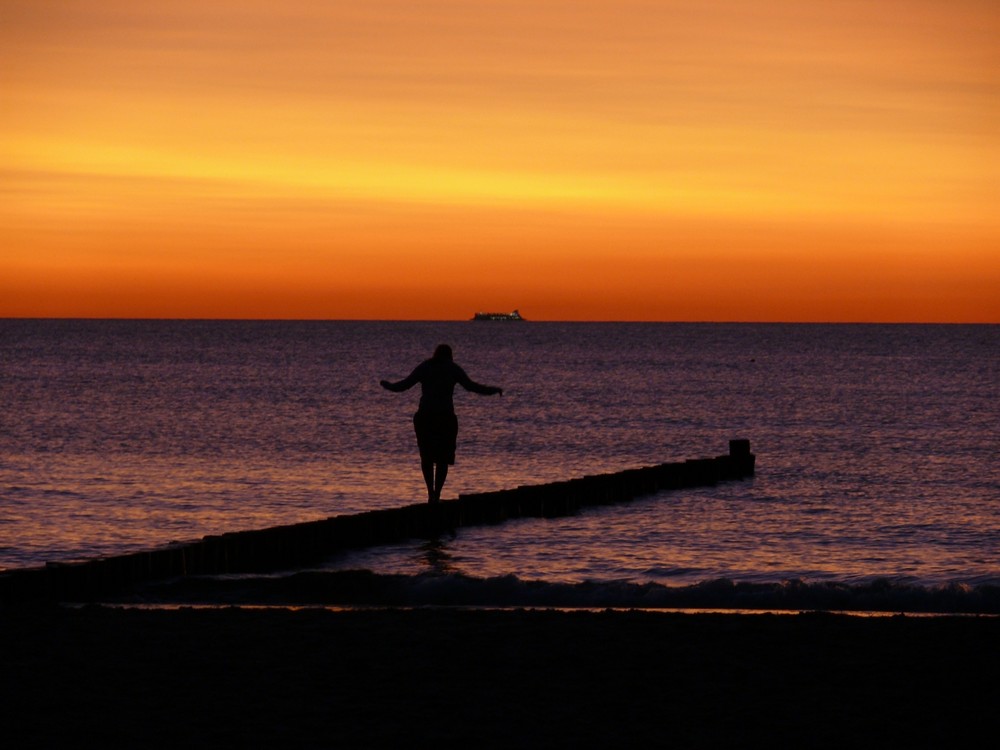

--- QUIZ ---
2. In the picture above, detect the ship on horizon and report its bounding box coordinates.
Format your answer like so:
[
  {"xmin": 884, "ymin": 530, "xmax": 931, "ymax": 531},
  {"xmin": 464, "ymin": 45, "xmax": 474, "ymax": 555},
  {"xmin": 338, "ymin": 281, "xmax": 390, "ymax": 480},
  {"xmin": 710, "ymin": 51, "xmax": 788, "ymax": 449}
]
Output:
[{"xmin": 471, "ymin": 309, "xmax": 525, "ymax": 321}]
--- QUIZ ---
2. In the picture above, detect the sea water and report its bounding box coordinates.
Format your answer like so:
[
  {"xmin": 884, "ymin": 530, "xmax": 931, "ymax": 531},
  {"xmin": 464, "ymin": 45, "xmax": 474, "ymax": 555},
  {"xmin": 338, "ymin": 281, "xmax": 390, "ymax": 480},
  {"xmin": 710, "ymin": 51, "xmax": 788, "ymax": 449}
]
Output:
[{"xmin": 2, "ymin": 320, "xmax": 998, "ymax": 601}]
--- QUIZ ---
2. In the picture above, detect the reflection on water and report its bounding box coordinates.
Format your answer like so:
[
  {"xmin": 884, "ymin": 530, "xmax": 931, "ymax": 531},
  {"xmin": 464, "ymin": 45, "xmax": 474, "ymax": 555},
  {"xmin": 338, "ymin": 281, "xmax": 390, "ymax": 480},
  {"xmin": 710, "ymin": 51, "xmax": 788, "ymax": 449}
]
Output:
[{"xmin": 417, "ymin": 537, "xmax": 458, "ymax": 575}]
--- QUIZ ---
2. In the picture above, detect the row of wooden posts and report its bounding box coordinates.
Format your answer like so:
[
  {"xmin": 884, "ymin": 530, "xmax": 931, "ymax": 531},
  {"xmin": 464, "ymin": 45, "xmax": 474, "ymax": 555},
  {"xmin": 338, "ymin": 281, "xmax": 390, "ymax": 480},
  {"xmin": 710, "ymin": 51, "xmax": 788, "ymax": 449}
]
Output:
[{"xmin": 0, "ymin": 440, "xmax": 754, "ymax": 604}]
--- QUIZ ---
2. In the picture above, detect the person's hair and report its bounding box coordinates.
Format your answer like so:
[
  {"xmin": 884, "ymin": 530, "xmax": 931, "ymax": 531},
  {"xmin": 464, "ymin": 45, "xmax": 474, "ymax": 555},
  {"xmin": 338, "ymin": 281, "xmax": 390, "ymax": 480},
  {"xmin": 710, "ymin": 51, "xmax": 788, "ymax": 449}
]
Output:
[{"xmin": 433, "ymin": 344, "xmax": 453, "ymax": 361}]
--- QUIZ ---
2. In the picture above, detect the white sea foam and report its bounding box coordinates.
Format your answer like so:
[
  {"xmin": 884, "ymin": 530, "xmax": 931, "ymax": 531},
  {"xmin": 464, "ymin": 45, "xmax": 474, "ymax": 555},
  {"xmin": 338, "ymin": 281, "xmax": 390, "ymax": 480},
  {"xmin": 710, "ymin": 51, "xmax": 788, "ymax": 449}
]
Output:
[{"xmin": 132, "ymin": 570, "xmax": 1000, "ymax": 615}]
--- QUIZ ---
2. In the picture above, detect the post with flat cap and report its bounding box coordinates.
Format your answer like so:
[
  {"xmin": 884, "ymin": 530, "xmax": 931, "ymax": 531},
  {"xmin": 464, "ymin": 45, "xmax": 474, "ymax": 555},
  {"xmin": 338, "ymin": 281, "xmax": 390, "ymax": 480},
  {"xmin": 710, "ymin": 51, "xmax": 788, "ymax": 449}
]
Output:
[{"xmin": 729, "ymin": 439, "xmax": 755, "ymax": 476}]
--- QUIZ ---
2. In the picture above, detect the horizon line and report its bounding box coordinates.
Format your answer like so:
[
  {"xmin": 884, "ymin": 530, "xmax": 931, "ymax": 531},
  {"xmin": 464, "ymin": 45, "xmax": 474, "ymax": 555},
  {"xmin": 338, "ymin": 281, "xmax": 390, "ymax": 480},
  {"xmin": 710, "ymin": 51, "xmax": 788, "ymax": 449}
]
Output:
[{"xmin": 1, "ymin": 316, "xmax": 997, "ymax": 326}]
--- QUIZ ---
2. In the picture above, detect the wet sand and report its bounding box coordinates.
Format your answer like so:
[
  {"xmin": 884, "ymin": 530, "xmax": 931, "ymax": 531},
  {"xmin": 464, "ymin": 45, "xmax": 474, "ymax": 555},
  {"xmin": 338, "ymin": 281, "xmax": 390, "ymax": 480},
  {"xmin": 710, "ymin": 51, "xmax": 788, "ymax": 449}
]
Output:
[{"xmin": 3, "ymin": 605, "xmax": 996, "ymax": 748}]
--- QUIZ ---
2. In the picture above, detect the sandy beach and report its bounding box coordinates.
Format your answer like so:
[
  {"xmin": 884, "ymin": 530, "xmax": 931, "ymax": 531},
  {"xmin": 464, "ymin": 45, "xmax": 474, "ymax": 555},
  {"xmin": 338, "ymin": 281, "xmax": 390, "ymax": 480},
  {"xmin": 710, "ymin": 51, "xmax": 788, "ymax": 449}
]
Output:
[{"xmin": 3, "ymin": 604, "xmax": 996, "ymax": 748}]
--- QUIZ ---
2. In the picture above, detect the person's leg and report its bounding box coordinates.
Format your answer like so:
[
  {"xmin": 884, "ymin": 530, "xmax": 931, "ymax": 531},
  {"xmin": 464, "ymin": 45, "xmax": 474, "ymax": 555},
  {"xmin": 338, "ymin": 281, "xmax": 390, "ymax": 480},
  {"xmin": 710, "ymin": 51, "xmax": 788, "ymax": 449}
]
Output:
[
  {"xmin": 433, "ymin": 462, "xmax": 449, "ymax": 501},
  {"xmin": 421, "ymin": 457, "xmax": 436, "ymax": 502}
]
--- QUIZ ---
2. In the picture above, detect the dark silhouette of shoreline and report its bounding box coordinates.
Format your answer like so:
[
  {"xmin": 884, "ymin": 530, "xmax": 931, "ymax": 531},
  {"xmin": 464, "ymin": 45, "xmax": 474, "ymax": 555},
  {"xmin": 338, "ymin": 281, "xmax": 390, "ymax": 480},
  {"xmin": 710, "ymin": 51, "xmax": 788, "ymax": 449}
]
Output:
[{"xmin": 3, "ymin": 606, "xmax": 996, "ymax": 747}]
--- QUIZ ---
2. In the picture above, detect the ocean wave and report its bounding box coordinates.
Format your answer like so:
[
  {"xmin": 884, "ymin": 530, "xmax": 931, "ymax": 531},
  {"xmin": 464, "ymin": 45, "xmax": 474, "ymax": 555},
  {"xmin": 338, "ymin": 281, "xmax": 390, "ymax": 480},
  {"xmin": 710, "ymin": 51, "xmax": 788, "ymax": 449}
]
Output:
[{"xmin": 133, "ymin": 570, "xmax": 1000, "ymax": 615}]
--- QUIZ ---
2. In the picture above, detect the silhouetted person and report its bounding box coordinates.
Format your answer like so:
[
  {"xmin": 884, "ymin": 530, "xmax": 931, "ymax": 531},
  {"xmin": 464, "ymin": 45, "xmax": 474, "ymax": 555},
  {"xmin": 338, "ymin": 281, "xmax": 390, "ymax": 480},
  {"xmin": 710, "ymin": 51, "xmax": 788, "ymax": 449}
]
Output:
[{"xmin": 381, "ymin": 344, "xmax": 502, "ymax": 503}]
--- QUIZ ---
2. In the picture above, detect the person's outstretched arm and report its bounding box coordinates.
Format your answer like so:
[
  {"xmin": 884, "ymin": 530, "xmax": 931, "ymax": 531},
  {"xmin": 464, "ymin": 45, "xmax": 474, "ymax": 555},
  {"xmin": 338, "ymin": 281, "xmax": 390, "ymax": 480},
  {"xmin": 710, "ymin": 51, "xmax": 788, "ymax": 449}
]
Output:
[
  {"xmin": 455, "ymin": 366, "xmax": 503, "ymax": 396},
  {"xmin": 380, "ymin": 365, "xmax": 422, "ymax": 392}
]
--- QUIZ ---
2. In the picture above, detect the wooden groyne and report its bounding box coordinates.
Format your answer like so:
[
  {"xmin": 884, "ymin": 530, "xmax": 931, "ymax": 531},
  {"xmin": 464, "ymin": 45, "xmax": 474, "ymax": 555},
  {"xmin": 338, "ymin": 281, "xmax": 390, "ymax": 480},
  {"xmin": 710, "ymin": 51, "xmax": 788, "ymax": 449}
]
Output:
[{"xmin": 0, "ymin": 440, "xmax": 754, "ymax": 604}]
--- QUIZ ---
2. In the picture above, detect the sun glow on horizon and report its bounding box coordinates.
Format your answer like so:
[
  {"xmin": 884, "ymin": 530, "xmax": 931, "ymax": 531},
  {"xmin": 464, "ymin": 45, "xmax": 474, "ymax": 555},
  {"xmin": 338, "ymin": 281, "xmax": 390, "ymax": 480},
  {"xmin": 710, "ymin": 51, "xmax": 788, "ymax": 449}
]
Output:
[{"xmin": 2, "ymin": 1, "xmax": 998, "ymax": 322}]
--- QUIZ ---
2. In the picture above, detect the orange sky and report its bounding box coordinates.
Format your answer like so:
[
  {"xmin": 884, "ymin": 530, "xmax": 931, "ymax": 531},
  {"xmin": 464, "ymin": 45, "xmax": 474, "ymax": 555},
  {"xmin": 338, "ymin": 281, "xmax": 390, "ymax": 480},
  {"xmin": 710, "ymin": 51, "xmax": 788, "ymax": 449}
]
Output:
[{"xmin": 2, "ymin": 0, "xmax": 998, "ymax": 321}]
